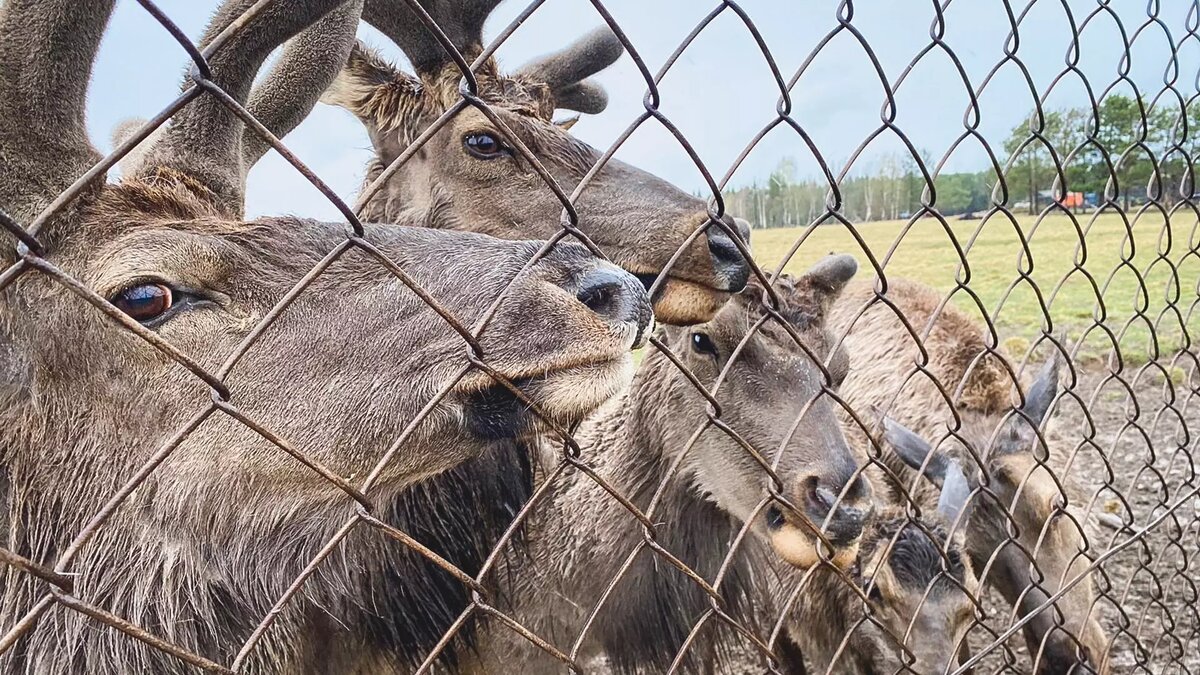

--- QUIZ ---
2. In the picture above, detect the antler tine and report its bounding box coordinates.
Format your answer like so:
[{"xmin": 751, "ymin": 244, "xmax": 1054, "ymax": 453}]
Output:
[
  {"xmin": 516, "ymin": 25, "xmax": 624, "ymax": 114},
  {"xmin": 242, "ymin": 0, "xmax": 365, "ymax": 170},
  {"xmin": 0, "ymin": 0, "xmax": 117, "ymax": 223},
  {"xmin": 362, "ymin": 0, "xmax": 502, "ymax": 76},
  {"xmin": 134, "ymin": 0, "xmax": 353, "ymax": 217}
]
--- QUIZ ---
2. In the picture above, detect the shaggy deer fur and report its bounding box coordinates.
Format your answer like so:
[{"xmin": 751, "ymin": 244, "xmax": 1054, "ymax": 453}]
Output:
[
  {"xmin": 786, "ymin": 505, "xmax": 979, "ymax": 674},
  {"xmin": 467, "ymin": 256, "xmax": 876, "ymax": 674},
  {"xmin": 827, "ymin": 278, "xmax": 1109, "ymax": 674},
  {"xmin": 0, "ymin": 1, "xmax": 653, "ymax": 672},
  {"xmin": 320, "ymin": 0, "xmax": 753, "ymax": 326}
]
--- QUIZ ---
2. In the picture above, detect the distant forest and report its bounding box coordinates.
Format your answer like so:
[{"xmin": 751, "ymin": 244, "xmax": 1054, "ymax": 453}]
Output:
[{"xmin": 723, "ymin": 94, "xmax": 1200, "ymax": 227}]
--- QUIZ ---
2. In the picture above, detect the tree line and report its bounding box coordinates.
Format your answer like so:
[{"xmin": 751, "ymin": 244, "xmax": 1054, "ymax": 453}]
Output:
[{"xmin": 724, "ymin": 95, "xmax": 1200, "ymax": 228}]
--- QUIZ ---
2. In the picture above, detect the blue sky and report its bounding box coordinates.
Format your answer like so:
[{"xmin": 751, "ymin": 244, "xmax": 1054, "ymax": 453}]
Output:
[{"xmin": 87, "ymin": 0, "xmax": 1200, "ymax": 220}]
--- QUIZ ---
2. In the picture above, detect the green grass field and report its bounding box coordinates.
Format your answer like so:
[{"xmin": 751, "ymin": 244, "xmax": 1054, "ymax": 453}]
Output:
[{"xmin": 746, "ymin": 211, "xmax": 1199, "ymax": 364}]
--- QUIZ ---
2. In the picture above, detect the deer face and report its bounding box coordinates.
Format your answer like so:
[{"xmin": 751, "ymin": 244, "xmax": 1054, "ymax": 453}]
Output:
[
  {"xmin": 322, "ymin": 22, "xmax": 751, "ymax": 326},
  {"xmin": 977, "ymin": 431, "xmax": 1108, "ymax": 675},
  {"xmin": 885, "ymin": 359, "xmax": 1110, "ymax": 674},
  {"xmin": 3, "ymin": 194, "xmax": 650, "ymax": 510},
  {"xmin": 653, "ymin": 256, "xmax": 871, "ymax": 570},
  {"xmin": 856, "ymin": 514, "xmax": 978, "ymax": 675},
  {"xmin": 0, "ymin": 0, "xmax": 650, "ymax": 592}
]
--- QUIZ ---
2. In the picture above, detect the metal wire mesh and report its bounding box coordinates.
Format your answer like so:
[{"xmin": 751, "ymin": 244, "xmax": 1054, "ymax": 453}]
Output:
[{"xmin": 0, "ymin": 0, "xmax": 1197, "ymax": 673}]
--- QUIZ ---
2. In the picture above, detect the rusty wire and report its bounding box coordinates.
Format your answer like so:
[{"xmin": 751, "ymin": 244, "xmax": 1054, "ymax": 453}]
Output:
[{"xmin": 0, "ymin": 0, "xmax": 1197, "ymax": 673}]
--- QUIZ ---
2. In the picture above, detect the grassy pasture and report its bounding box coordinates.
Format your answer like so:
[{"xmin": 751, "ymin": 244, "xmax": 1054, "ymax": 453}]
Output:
[{"xmin": 744, "ymin": 210, "xmax": 1200, "ymax": 365}]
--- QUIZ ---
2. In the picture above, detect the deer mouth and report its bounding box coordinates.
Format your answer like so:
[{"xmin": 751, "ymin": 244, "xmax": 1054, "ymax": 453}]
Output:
[
  {"xmin": 764, "ymin": 504, "xmax": 863, "ymax": 570},
  {"xmin": 633, "ymin": 273, "xmax": 734, "ymax": 326},
  {"xmin": 462, "ymin": 354, "xmax": 633, "ymax": 441}
]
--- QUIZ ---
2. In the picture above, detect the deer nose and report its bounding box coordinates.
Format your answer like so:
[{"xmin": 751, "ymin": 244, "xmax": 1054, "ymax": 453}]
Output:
[
  {"xmin": 706, "ymin": 216, "xmax": 750, "ymax": 292},
  {"xmin": 771, "ymin": 467, "xmax": 872, "ymax": 547},
  {"xmin": 1036, "ymin": 639, "xmax": 1098, "ymax": 675},
  {"xmin": 765, "ymin": 462, "xmax": 872, "ymax": 569},
  {"xmin": 576, "ymin": 266, "xmax": 653, "ymax": 349},
  {"xmin": 802, "ymin": 473, "xmax": 872, "ymax": 548}
]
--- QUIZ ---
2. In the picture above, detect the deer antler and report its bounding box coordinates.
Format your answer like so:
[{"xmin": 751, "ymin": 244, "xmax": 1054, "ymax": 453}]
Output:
[
  {"xmin": 241, "ymin": 0, "xmax": 365, "ymax": 169},
  {"xmin": 360, "ymin": 0, "xmax": 624, "ymax": 115},
  {"xmin": 516, "ymin": 25, "xmax": 624, "ymax": 114},
  {"xmin": 362, "ymin": 0, "xmax": 502, "ymax": 77},
  {"xmin": 0, "ymin": 0, "xmax": 117, "ymax": 223},
  {"xmin": 134, "ymin": 0, "xmax": 356, "ymax": 217}
]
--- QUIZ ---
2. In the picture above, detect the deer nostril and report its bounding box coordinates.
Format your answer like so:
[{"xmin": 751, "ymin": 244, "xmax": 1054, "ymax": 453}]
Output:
[
  {"xmin": 802, "ymin": 477, "xmax": 868, "ymax": 548},
  {"xmin": 813, "ymin": 486, "xmax": 837, "ymax": 512},
  {"xmin": 707, "ymin": 235, "xmax": 740, "ymax": 264},
  {"xmin": 575, "ymin": 268, "xmax": 653, "ymax": 343},
  {"xmin": 732, "ymin": 217, "xmax": 752, "ymax": 242},
  {"xmin": 765, "ymin": 505, "xmax": 786, "ymax": 530},
  {"xmin": 577, "ymin": 280, "xmax": 619, "ymax": 315},
  {"xmin": 706, "ymin": 226, "xmax": 750, "ymax": 292}
]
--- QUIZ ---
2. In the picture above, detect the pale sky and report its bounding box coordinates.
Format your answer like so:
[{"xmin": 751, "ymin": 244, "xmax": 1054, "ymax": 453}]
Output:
[{"xmin": 85, "ymin": 0, "xmax": 1200, "ymax": 221}]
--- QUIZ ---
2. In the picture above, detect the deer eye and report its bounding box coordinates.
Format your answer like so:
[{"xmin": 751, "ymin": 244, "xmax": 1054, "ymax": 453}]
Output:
[
  {"xmin": 463, "ymin": 132, "xmax": 509, "ymax": 159},
  {"xmin": 111, "ymin": 283, "xmax": 173, "ymax": 323},
  {"xmin": 691, "ymin": 332, "xmax": 719, "ymax": 358}
]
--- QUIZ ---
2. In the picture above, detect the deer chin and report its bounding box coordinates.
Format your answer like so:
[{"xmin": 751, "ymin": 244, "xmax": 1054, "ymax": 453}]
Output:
[
  {"xmin": 635, "ymin": 274, "xmax": 732, "ymax": 325},
  {"xmin": 461, "ymin": 354, "xmax": 634, "ymax": 441},
  {"xmin": 768, "ymin": 526, "xmax": 860, "ymax": 571},
  {"xmin": 520, "ymin": 355, "xmax": 635, "ymax": 426}
]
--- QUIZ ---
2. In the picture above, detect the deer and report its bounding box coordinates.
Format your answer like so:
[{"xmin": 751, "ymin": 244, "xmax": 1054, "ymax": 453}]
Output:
[
  {"xmin": 827, "ymin": 278, "xmax": 1110, "ymax": 674},
  {"xmin": 461, "ymin": 256, "xmax": 876, "ymax": 674},
  {"xmin": 783, "ymin": 489, "xmax": 980, "ymax": 674},
  {"xmin": 318, "ymin": 0, "xmax": 754, "ymax": 328},
  {"xmin": 121, "ymin": 0, "xmax": 765, "ymax": 662},
  {"xmin": 0, "ymin": 1, "xmax": 655, "ymax": 672}
]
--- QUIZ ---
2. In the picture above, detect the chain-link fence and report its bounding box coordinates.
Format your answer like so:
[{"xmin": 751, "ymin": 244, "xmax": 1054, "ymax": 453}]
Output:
[{"xmin": 0, "ymin": 0, "xmax": 1197, "ymax": 673}]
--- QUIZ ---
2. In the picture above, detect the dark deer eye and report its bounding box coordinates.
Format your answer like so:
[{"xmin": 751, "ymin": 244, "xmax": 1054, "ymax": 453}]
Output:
[
  {"xmin": 691, "ymin": 332, "xmax": 719, "ymax": 358},
  {"xmin": 463, "ymin": 132, "xmax": 508, "ymax": 159},
  {"xmin": 111, "ymin": 283, "xmax": 173, "ymax": 323}
]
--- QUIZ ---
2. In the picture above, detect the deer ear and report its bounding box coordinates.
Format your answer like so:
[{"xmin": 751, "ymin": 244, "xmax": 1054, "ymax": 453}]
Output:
[
  {"xmin": 1021, "ymin": 354, "xmax": 1061, "ymax": 426},
  {"xmin": 322, "ymin": 41, "xmax": 417, "ymax": 132},
  {"xmin": 322, "ymin": 41, "xmax": 419, "ymax": 166},
  {"xmin": 994, "ymin": 355, "xmax": 1061, "ymax": 458},
  {"xmin": 936, "ymin": 460, "xmax": 972, "ymax": 525},
  {"xmin": 882, "ymin": 416, "xmax": 948, "ymax": 487},
  {"xmin": 792, "ymin": 253, "xmax": 858, "ymax": 319}
]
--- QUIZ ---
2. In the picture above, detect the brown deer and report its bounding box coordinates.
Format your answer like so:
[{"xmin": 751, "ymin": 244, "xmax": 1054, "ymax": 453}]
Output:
[
  {"xmin": 319, "ymin": 0, "xmax": 753, "ymax": 326},
  {"xmin": 466, "ymin": 257, "xmax": 874, "ymax": 674},
  {"xmin": 828, "ymin": 278, "xmax": 1109, "ymax": 674},
  {"xmin": 0, "ymin": 1, "xmax": 653, "ymax": 672},
  {"xmin": 784, "ymin": 498, "xmax": 980, "ymax": 674}
]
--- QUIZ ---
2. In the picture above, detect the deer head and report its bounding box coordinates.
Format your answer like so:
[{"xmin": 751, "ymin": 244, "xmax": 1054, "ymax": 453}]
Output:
[
  {"xmin": 852, "ymin": 502, "xmax": 978, "ymax": 674},
  {"xmin": 0, "ymin": 0, "xmax": 650, "ymax": 670},
  {"xmin": 884, "ymin": 357, "xmax": 1110, "ymax": 675},
  {"xmin": 316, "ymin": 0, "xmax": 752, "ymax": 326},
  {"xmin": 648, "ymin": 256, "xmax": 872, "ymax": 570}
]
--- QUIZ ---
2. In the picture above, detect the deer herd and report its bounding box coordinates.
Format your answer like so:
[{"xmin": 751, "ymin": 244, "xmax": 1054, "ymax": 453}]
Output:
[{"xmin": 0, "ymin": 0, "xmax": 1112, "ymax": 673}]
